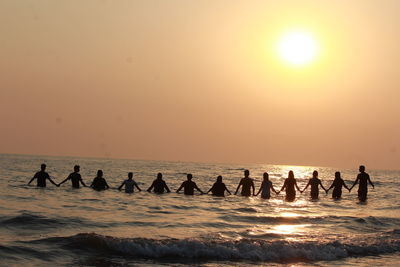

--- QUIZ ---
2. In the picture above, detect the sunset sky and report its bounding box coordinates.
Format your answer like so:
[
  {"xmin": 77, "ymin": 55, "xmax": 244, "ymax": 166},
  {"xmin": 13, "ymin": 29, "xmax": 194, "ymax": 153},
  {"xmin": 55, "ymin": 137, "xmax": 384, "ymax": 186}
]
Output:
[{"xmin": 1, "ymin": 0, "xmax": 399, "ymax": 169}]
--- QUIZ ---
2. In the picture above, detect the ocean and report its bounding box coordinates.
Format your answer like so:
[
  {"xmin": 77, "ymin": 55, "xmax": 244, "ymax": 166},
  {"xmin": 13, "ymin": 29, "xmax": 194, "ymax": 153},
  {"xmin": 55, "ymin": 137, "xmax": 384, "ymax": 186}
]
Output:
[{"xmin": 0, "ymin": 153, "xmax": 399, "ymax": 266}]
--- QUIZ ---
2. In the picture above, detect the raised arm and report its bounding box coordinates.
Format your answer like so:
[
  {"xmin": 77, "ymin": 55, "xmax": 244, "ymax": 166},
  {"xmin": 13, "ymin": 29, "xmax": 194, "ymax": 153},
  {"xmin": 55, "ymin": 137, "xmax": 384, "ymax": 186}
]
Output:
[
  {"xmin": 104, "ymin": 181, "xmax": 110, "ymax": 189},
  {"xmin": 80, "ymin": 177, "xmax": 87, "ymax": 187},
  {"xmin": 118, "ymin": 181, "xmax": 125, "ymax": 191},
  {"xmin": 255, "ymin": 183, "xmax": 263, "ymax": 196},
  {"xmin": 234, "ymin": 181, "xmax": 242, "ymax": 195},
  {"xmin": 295, "ymin": 180, "xmax": 302, "ymax": 192},
  {"xmin": 349, "ymin": 176, "xmax": 359, "ymax": 191},
  {"xmin": 206, "ymin": 185, "xmax": 214, "ymax": 194},
  {"xmin": 147, "ymin": 181, "xmax": 154, "ymax": 192},
  {"xmin": 176, "ymin": 182, "xmax": 184, "ymax": 193},
  {"xmin": 319, "ymin": 180, "xmax": 327, "ymax": 192},
  {"xmin": 135, "ymin": 183, "xmax": 142, "ymax": 191},
  {"xmin": 194, "ymin": 183, "xmax": 204, "ymax": 194},
  {"xmin": 225, "ymin": 185, "xmax": 232, "ymax": 195},
  {"xmin": 368, "ymin": 175, "xmax": 374, "ymax": 188},
  {"xmin": 271, "ymin": 183, "xmax": 278, "ymax": 194},
  {"xmin": 27, "ymin": 176, "xmax": 36, "ymax": 185},
  {"xmin": 326, "ymin": 181, "xmax": 335, "ymax": 192},
  {"xmin": 58, "ymin": 176, "xmax": 70, "ymax": 186},
  {"xmin": 48, "ymin": 176, "xmax": 59, "ymax": 187},
  {"xmin": 343, "ymin": 180, "xmax": 350, "ymax": 191},
  {"xmin": 279, "ymin": 180, "xmax": 287, "ymax": 192},
  {"xmin": 164, "ymin": 182, "xmax": 171, "ymax": 193}
]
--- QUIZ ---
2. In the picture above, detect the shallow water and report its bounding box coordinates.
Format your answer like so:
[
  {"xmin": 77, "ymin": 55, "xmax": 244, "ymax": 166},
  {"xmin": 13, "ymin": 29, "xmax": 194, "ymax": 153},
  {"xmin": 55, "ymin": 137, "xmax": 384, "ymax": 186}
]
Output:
[{"xmin": 0, "ymin": 154, "xmax": 399, "ymax": 266}]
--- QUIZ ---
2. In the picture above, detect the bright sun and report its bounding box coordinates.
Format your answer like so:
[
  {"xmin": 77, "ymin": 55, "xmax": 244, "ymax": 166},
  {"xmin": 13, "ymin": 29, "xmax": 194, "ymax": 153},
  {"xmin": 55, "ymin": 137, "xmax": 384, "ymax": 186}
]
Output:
[{"xmin": 277, "ymin": 30, "xmax": 318, "ymax": 66}]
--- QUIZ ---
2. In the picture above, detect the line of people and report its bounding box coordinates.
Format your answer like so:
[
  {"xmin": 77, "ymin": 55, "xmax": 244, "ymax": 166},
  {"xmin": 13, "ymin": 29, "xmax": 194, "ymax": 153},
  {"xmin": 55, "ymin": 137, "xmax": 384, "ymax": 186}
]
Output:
[{"xmin": 27, "ymin": 164, "xmax": 375, "ymax": 201}]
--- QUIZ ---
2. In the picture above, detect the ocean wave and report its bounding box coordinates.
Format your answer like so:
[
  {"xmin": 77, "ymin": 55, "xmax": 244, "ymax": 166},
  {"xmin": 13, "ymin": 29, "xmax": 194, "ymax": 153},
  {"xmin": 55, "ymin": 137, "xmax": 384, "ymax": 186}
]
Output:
[
  {"xmin": 0, "ymin": 213, "xmax": 103, "ymax": 229},
  {"xmin": 26, "ymin": 233, "xmax": 400, "ymax": 262},
  {"xmin": 220, "ymin": 214, "xmax": 400, "ymax": 226}
]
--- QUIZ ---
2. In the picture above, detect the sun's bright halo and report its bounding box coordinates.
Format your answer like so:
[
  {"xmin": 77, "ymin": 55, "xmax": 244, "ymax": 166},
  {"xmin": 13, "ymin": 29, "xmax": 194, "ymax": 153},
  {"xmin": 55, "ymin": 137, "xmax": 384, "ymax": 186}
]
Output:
[{"xmin": 277, "ymin": 30, "xmax": 318, "ymax": 66}]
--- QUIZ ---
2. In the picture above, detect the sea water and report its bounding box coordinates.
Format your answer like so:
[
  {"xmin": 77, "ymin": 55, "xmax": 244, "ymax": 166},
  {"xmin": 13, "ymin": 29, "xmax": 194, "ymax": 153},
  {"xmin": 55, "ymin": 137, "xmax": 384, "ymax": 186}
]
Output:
[{"xmin": 0, "ymin": 154, "xmax": 399, "ymax": 266}]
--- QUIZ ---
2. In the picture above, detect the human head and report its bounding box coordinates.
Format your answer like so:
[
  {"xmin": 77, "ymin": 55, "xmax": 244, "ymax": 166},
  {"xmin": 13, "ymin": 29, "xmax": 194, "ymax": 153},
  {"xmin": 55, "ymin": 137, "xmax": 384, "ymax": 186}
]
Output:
[
  {"xmin": 157, "ymin": 173, "xmax": 162, "ymax": 179},
  {"xmin": 313, "ymin": 170, "xmax": 318, "ymax": 178},
  {"xmin": 128, "ymin": 172, "xmax": 133, "ymax": 179},
  {"xmin": 359, "ymin": 165, "xmax": 365, "ymax": 172},
  {"xmin": 74, "ymin": 165, "xmax": 80, "ymax": 172},
  {"xmin": 288, "ymin": 171, "xmax": 294, "ymax": 179},
  {"xmin": 40, "ymin": 164, "xmax": 46, "ymax": 171},
  {"xmin": 263, "ymin": 172, "xmax": 269, "ymax": 181},
  {"xmin": 244, "ymin": 170, "xmax": 250, "ymax": 177},
  {"xmin": 217, "ymin": 175, "xmax": 223, "ymax": 183},
  {"xmin": 187, "ymin": 174, "xmax": 193, "ymax": 180},
  {"xmin": 335, "ymin": 171, "xmax": 341, "ymax": 179},
  {"xmin": 97, "ymin": 170, "xmax": 103, "ymax": 177}
]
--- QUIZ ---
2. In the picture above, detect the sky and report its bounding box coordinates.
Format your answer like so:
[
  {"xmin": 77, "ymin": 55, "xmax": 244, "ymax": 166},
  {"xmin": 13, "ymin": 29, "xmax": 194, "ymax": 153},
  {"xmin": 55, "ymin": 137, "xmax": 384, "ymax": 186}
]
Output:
[{"xmin": 1, "ymin": 0, "xmax": 399, "ymax": 169}]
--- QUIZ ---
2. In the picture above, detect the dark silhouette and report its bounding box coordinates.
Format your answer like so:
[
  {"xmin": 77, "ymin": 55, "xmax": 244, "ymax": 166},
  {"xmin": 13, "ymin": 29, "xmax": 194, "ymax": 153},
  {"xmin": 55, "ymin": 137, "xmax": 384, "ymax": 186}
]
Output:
[
  {"xmin": 234, "ymin": 170, "xmax": 255, "ymax": 196},
  {"xmin": 349, "ymin": 165, "xmax": 374, "ymax": 201},
  {"xmin": 301, "ymin": 170, "xmax": 327, "ymax": 199},
  {"xmin": 255, "ymin": 172, "xmax": 278, "ymax": 199},
  {"xmin": 58, "ymin": 165, "xmax": 87, "ymax": 188},
  {"xmin": 90, "ymin": 170, "xmax": 109, "ymax": 191},
  {"xmin": 118, "ymin": 172, "xmax": 142, "ymax": 193},
  {"xmin": 207, "ymin": 175, "xmax": 231, "ymax": 197},
  {"xmin": 28, "ymin": 164, "xmax": 58, "ymax": 187},
  {"xmin": 279, "ymin": 171, "xmax": 301, "ymax": 201},
  {"xmin": 176, "ymin": 174, "xmax": 204, "ymax": 195},
  {"xmin": 147, "ymin": 173, "xmax": 171, "ymax": 194},
  {"xmin": 326, "ymin": 171, "xmax": 350, "ymax": 199}
]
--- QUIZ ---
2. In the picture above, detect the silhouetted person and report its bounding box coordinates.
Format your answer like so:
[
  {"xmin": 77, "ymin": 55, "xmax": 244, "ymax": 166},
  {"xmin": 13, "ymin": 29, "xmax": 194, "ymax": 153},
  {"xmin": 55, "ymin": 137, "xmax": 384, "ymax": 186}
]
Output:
[
  {"xmin": 326, "ymin": 171, "xmax": 350, "ymax": 199},
  {"xmin": 28, "ymin": 164, "xmax": 58, "ymax": 187},
  {"xmin": 234, "ymin": 170, "xmax": 255, "ymax": 196},
  {"xmin": 176, "ymin": 174, "xmax": 204, "ymax": 195},
  {"xmin": 118, "ymin": 172, "xmax": 142, "ymax": 193},
  {"xmin": 279, "ymin": 170, "xmax": 301, "ymax": 201},
  {"xmin": 90, "ymin": 170, "xmax": 109, "ymax": 191},
  {"xmin": 58, "ymin": 165, "xmax": 87, "ymax": 188},
  {"xmin": 255, "ymin": 172, "xmax": 278, "ymax": 199},
  {"xmin": 147, "ymin": 173, "xmax": 171, "ymax": 194},
  {"xmin": 207, "ymin": 175, "xmax": 231, "ymax": 197},
  {"xmin": 349, "ymin": 165, "xmax": 374, "ymax": 201},
  {"xmin": 302, "ymin": 170, "xmax": 327, "ymax": 199}
]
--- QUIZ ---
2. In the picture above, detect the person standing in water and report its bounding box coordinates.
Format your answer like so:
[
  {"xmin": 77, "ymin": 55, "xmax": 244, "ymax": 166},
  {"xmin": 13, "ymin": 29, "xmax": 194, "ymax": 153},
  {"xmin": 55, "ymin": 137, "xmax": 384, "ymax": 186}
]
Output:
[
  {"xmin": 28, "ymin": 164, "xmax": 58, "ymax": 187},
  {"xmin": 326, "ymin": 172, "xmax": 350, "ymax": 199},
  {"xmin": 279, "ymin": 170, "xmax": 301, "ymax": 201},
  {"xmin": 176, "ymin": 174, "xmax": 204, "ymax": 195},
  {"xmin": 118, "ymin": 172, "xmax": 142, "ymax": 193},
  {"xmin": 255, "ymin": 172, "xmax": 279, "ymax": 199},
  {"xmin": 301, "ymin": 170, "xmax": 327, "ymax": 199},
  {"xmin": 349, "ymin": 165, "xmax": 374, "ymax": 201},
  {"xmin": 147, "ymin": 173, "xmax": 171, "ymax": 194},
  {"xmin": 234, "ymin": 170, "xmax": 255, "ymax": 197},
  {"xmin": 90, "ymin": 170, "xmax": 109, "ymax": 191},
  {"xmin": 58, "ymin": 165, "xmax": 87, "ymax": 188},
  {"xmin": 207, "ymin": 175, "xmax": 231, "ymax": 197}
]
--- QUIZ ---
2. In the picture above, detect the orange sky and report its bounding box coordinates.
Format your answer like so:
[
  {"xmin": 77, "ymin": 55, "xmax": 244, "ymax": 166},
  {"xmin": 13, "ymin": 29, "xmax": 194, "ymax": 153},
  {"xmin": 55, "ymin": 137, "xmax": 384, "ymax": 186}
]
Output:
[{"xmin": 1, "ymin": 0, "xmax": 399, "ymax": 169}]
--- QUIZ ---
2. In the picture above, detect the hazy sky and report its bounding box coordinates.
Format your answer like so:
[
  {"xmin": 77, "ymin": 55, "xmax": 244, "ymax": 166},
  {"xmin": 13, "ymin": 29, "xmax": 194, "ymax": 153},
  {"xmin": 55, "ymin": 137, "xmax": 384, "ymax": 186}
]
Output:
[{"xmin": 1, "ymin": 0, "xmax": 399, "ymax": 169}]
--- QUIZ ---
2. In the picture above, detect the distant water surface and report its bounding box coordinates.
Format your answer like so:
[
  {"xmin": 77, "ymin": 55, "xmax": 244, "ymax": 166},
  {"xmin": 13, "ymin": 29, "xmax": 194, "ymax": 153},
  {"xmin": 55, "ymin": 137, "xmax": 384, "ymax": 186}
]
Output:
[{"xmin": 0, "ymin": 154, "xmax": 399, "ymax": 266}]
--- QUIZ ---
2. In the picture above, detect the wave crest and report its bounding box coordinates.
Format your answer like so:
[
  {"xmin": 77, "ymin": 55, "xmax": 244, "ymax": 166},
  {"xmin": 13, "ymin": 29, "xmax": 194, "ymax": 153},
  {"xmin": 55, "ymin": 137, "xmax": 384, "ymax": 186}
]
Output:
[{"xmin": 38, "ymin": 232, "xmax": 400, "ymax": 262}]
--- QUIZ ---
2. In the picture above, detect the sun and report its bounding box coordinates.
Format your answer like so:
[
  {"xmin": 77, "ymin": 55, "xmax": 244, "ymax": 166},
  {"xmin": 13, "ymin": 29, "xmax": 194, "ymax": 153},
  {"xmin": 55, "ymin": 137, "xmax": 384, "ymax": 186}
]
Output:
[{"xmin": 277, "ymin": 30, "xmax": 318, "ymax": 66}]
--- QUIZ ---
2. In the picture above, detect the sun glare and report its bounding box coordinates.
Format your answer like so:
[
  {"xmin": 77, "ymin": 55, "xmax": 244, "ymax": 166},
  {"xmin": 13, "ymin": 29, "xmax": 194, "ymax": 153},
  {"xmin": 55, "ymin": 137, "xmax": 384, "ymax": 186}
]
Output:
[{"xmin": 277, "ymin": 30, "xmax": 318, "ymax": 66}]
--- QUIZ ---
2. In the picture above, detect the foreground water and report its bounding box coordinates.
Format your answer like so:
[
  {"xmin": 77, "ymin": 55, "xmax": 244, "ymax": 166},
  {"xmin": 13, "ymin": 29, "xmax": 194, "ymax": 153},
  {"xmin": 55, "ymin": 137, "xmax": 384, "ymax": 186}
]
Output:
[{"xmin": 0, "ymin": 154, "xmax": 399, "ymax": 266}]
